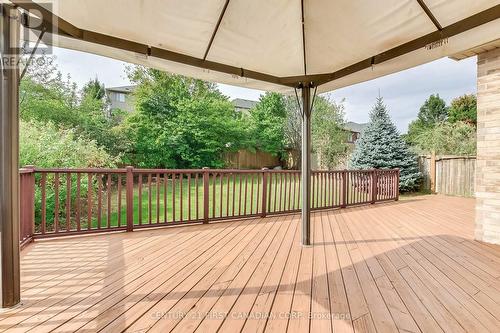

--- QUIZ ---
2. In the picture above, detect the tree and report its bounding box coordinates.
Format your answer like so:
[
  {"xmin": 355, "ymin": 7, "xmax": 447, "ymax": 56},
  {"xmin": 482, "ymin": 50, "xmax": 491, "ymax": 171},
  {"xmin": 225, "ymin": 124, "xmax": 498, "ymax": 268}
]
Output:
[
  {"xmin": 82, "ymin": 77, "xmax": 106, "ymax": 101},
  {"xmin": 123, "ymin": 67, "xmax": 245, "ymax": 168},
  {"xmin": 19, "ymin": 56, "xmax": 125, "ymax": 158},
  {"xmin": 311, "ymin": 96, "xmax": 348, "ymax": 169},
  {"xmin": 283, "ymin": 96, "xmax": 302, "ymax": 168},
  {"xmin": 248, "ymin": 92, "xmax": 287, "ymax": 159},
  {"xmin": 448, "ymin": 94, "xmax": 476, "ymax": 125},
  {"xmin": 280, "ymin": 95, "xmax": 348, "ymax": 169},
  {"xmin": 417, "ymin": 94, "xmax": 448, "ymax": 125},
  {"xmin": 411, "ymin": 121, "xmax": 476, "ymax": 155},
  {"xmin": 406, "ymin": 93, "xmax": 448, "ymax": 146},
  {"xmin": 350, "ymin": 97, "xmax": 421, "ymax": 191}
]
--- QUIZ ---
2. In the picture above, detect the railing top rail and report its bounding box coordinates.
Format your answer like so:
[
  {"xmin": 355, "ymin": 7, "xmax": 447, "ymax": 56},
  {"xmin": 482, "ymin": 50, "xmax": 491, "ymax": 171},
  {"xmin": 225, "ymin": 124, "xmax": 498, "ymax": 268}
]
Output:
[{"xmin": 33, "ymin": 168, "xmax": 127, "ymax": 173}]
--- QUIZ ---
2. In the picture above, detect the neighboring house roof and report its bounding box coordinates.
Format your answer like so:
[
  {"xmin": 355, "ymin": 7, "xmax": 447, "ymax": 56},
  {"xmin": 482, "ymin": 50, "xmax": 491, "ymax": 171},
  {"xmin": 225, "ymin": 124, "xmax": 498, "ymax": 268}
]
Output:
[
  {"xmin": 106, "ymin": 85, "xmax": 136, "ymax": 94},
  {"xmin": 344, "ymin": 121, "xmax": 368, "ymax": 133},
  {"xmin": 232, "ymin": 98, "xmax": 258, "ymax": 110}
]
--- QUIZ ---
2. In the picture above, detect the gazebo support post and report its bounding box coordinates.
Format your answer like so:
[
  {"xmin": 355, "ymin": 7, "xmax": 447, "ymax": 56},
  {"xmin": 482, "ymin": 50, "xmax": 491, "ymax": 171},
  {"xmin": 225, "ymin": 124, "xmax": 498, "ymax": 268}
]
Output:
[
  {"xmin": 0, "ymin": 5, "xmax": 21, "ymax": 308},
  {"xmin": 301, "ymin": 84, "xmax": 312, "ymax": 246}
]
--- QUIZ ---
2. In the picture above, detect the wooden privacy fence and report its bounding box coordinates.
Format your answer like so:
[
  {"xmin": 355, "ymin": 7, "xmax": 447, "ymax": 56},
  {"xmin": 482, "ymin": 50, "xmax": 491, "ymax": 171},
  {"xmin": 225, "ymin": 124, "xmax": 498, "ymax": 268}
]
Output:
[
  {"xmin": 418, "ymin": 155, "xmax": 476, "ymax": 197},
  {"xmin": 19, "ymin": 167, "xmax": 399, "ymax": 245}
]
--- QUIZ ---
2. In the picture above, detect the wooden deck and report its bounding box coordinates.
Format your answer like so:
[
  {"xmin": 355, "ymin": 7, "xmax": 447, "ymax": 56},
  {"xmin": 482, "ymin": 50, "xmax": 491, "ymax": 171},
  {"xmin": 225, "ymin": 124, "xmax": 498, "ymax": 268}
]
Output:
[{"xmin": 2, "ymin": 195, "xmax": 500, "ymax": 332}]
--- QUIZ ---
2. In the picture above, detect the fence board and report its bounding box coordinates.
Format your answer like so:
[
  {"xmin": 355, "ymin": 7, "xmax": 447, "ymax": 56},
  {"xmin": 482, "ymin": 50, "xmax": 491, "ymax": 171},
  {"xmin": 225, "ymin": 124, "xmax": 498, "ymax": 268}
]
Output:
[{"xmin": 418, "ymin": 155, "xmax": 476, "ymax": 197}]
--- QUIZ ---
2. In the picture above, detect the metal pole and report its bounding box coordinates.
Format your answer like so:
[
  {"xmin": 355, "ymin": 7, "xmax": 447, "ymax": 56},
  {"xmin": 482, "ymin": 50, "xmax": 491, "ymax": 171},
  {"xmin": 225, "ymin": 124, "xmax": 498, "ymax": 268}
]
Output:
[
  {"xmin": 301, "ymin": 85, "xmax": 311, "ymax": 246},
  {"xmin": 0, "ymin": 4, "xmax": 21, "ymax": 307}
]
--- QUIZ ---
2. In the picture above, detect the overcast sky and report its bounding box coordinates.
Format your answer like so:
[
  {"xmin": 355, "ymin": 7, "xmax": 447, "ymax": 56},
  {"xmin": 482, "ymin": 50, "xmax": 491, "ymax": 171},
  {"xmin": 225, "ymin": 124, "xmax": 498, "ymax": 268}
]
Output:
[{"xmin": 53, "ymin": 47, "xmax": 477, "ymax": 133}]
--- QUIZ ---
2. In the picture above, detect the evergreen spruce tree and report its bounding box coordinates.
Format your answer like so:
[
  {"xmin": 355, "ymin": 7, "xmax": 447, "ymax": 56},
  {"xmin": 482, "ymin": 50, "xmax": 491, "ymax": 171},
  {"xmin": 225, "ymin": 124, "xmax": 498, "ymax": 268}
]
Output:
[{"xmin": 350, "ymin": 97, "xmax": 421, "ymax": 192}]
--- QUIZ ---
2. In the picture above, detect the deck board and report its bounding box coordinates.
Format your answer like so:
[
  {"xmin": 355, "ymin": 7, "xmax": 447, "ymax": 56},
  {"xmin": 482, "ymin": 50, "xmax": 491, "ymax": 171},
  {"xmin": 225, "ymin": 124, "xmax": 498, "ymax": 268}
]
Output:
[{"xmin": 1, "ymin": 195, "xmax": 500, "ymax": 332}]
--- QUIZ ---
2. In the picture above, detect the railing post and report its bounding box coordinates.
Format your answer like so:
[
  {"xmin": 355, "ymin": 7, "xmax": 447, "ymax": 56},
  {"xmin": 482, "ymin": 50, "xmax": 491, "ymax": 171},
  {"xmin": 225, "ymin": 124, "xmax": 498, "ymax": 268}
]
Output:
[
  {"xmin": 371, "ymin": 169, "xmax": 378, "ymax": 204},
  {"xmin": 396, "ymin": 168, "xmax": 400, "ymax": 201},
  {"xmin": 126, "ymin": 166, "xmax": 134, "ymax": 231},
  {"xmin": 341, "ymin": 170, "xmax": 347, "ymax": 208},
  {"xmin": 203, "ymin": 167, "xmax": 210, "ymax": 223},
  {"xmin": 261, "ymin": 168, "xmax": 268, "ymax": 218},
  {"xmin": 19, "ymin": 166, "xmax": 35, "ymax": 246}
]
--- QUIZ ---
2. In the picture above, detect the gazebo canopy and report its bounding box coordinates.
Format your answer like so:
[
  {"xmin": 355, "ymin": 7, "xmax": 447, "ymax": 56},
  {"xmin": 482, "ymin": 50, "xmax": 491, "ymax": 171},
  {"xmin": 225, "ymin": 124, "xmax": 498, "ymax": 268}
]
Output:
[{"xmin": 13, "ymin": 0, "xmax": 500, "ymax": 93}]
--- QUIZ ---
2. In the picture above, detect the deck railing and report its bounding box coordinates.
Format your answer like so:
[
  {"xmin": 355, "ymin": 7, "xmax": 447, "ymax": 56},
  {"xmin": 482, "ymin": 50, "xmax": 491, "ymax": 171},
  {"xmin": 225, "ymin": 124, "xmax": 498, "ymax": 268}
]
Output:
[{"xmin": 19, "ymin": 167, "xmax": 399, "ymax": 245}]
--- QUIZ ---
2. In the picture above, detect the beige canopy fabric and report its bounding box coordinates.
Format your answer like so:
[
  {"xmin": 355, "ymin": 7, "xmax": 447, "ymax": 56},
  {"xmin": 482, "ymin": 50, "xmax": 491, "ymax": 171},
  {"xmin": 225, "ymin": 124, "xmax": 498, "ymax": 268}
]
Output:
[{"xmin": 14, "ymin": 0, "xmax": 500, "ymax": 93}]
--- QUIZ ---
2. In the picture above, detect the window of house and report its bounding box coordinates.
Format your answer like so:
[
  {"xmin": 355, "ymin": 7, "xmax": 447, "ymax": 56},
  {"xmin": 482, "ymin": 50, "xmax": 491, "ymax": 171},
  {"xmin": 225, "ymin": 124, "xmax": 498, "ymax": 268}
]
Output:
[{"xmin": 115, "ymin": 93, "xmax": 126, "ymax": 102}]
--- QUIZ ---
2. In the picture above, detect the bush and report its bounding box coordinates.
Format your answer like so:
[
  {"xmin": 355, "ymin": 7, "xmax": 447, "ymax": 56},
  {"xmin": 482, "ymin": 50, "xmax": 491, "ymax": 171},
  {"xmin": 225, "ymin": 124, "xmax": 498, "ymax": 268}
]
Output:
[{"xmin": 20, "ymin": 120, "xmax": 117, "ymax": 230}]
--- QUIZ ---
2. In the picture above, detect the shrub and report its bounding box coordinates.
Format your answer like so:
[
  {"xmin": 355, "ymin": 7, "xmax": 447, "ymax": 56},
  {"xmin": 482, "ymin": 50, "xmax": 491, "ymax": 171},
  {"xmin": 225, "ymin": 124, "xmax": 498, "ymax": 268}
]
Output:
[{"xmin": 20, "ymin": 120, "xmax": 117, "ymax": 230}]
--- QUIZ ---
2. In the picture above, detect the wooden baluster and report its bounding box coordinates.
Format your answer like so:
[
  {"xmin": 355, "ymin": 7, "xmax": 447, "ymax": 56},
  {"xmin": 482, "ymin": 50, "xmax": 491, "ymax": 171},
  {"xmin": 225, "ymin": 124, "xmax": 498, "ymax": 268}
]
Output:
[
  {"xmin": 278, "ymin": 172, "xmax": 283, "ymax": 212},
  {"xmin": 195, "ymin": 173, "xmax": 199, "ymax": 220},
  {"xmin": 226, "ymin": 173, "xmax": 230, "ymax": 217},
  {"xmin": 147, "ymin": 174, "xmax": 152, "ymax": 224},
  {"xmin": 319, "ymin": 172, "xmax": 323, "ymax": 208},
  {"xmin": 97, "ymin": 174, "xmax": 102, "ymax": 229},
  {"xmin": 286, "ymin": 172, "xmax": 289, "ymax": 210},
  {"xmin": 41, "ymin": 173, "xmax": 47, "ymax": 234},
  {"xmin": 321, "ymin": 172, "xmax": 325, "ymax": 208},
  {"xmin": 212, "ymin": 173, "xmax": 216, "ymax": 218},
  {"xmin": 180, "ymin": 173, "xmax": 184, "ymax": 221},
  {"xmin": 329, "ymin": 172, "xmax": 332, "ymax": 206},
  {"xmin": 138, "ymin": 174, "xmax": 143, "ymax": 225},
  {"xmin": 293, "ymin": 172, "xmax": 297, "ymax": 210},
  {"xmin": 54, "ymin": 173, "xmax": 60, "ymax": 233},
  {"xmin": 219, "ymin": 173, "xmax": 223, "ymax": 218},
  {"xmin": 354, "ymin": 172, "xmax": 357, "ymax": 203},
  {"xmin": 396, "ymin": 170, "xmax": 400, "ymax": 201},
  {"xmin": 244, "ymin": 173, "xmax": 248, "ymax": 215},
  {"xmin": 126, "ymin": 167, "xmax": 134, "ymax": 231},
  {"xmin": 202, "ymin": 168, "xmax": 209, "ymax": 223},
  {"xmin": 76, "ymin": 173, "xmax": 81, "ymax": 231},
  {"xmin": 318, "ymin": 172, "xmax": 322, "ymax": 207},
  {"xmin": 341, "ymin": 170, "xmax": 347, "ymax": 208},
  {"xmin": 324, "ymin": 173, "xmax": 328, "ymax": 207},
  {"xmin": 310, "ymin": 172, "xmax": 314, "ymax": 209},
  {"xmin": 255, "ymin": 173, "xmax": 264, "ymax": 214},
  {"xmin": 117, "ymin": 174, "xmax": 122, "ymax": 227},
  {"xmin": 316, "ymin": 172, "xmax": 319, "ymax": 208},
  {"xmin": 188, "ymin": 173, "xmax": 192, "ymax": 221},
  {"xmin": 66, "ymin": 173, "xmax": 71, "ymax": 232},
  {"xmin": 316, "ymin": 172, "xmax": 320, "ymax": 208},
  {"xmin": 156, "ymin": 173, "xmax": 160, "ymax": 224},
  {"xmin": 107, "ymin": 174, "xmax": 112, "ymax": 229},
  {"xmin": 319, "ymin": 172, "xmax": 322, "ymax": 208},
  {"xmin": 276, "ymin": 172, "xmax": 283, "ymax": 212},
  {"xmin": 260, "ymin": 169, "xmax": 267, "ymax": 217},
  {"xmin": 232, "ymin": 173, "xmax": 236, "ymax": 216},
  {"xmin": 238, "ymin": 173, "xmax": 243, "ymax": 215},
  {"xmin": 297, "ymin": 173, "xmax": 302, "ymax": 209},
  {"xmin": 250, "ymin": 173, "xmax": 255, "ymax": 214},
  {"xmin": 87, "ymin": 173, "xmax": 93, "ymax": 230},
  {"xmin": 273, "ymin": 173, "xmax": 278, "ymax": 213},
  {"xmin": 266, "ymin": 172, "xmax": 274, "ymax": 212}
]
